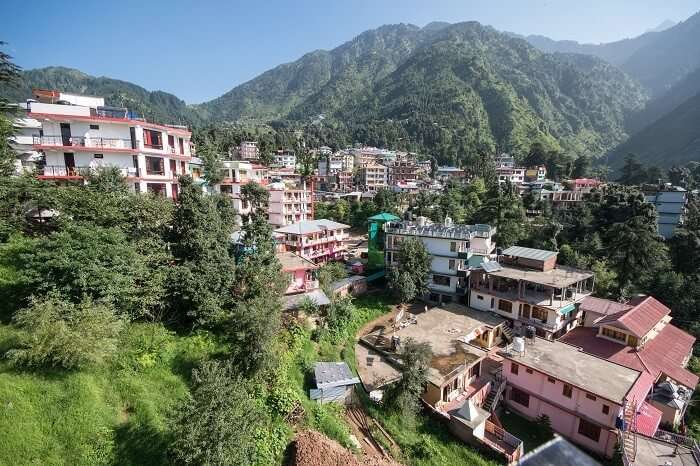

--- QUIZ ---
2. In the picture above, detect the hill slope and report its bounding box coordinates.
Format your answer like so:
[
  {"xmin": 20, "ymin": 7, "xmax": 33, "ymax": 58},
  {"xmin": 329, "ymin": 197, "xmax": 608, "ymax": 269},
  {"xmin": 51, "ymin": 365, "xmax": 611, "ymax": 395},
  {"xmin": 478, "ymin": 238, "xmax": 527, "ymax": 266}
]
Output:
[
  {"xmin": 198, "ymin": 22, "xmax": 648, "ymax": 159},
  {"xmin": 2, "ymin": 67, "xmax": 200, "ymax": 126},
  {"xmin": 607, "ymin": 90, "xmax": 700, "ymax": 170}
]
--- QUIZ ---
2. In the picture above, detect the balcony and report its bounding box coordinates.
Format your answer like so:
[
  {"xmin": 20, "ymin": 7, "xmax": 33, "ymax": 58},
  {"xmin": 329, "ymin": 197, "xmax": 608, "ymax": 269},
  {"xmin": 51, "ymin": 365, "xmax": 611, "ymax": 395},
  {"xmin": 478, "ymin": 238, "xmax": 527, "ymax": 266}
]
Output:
[
  {"xmin": 37, "ymin": 165, "xmax": 138, "ymax": 179},
  {"xmin": 481, "ymin": 420, "xmax": 524, "ymax": 464},
  {"xmin": 34, "ymin": 135, "xmax": 134, "ymax": 151}
]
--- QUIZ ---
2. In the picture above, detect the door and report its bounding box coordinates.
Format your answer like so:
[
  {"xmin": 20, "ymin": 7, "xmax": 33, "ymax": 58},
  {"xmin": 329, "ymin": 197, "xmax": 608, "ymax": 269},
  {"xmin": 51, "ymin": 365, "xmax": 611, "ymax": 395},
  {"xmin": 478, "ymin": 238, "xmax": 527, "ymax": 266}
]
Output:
[
  {"xmin": 60, "ymin": 123, "xmax": 72, "ymax": 146},
  {"xmin": 64, "ymin": 153, "xmax": 75, "ymax": 176}
]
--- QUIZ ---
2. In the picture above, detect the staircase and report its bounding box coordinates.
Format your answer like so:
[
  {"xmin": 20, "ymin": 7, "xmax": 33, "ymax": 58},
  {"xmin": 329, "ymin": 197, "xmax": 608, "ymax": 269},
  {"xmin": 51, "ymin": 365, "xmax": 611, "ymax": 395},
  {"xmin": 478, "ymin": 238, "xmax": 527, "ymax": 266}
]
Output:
[
  {"xmin": 483, "ymin": 370, "xmax": 507, "ymax": 412},
  {"xmin": 619, "ymin": 398, "xmax": 637, "ymax": 465},
  {"xmin": 501, "ymin": 325, "xmax": 514, "ymax": 343}
]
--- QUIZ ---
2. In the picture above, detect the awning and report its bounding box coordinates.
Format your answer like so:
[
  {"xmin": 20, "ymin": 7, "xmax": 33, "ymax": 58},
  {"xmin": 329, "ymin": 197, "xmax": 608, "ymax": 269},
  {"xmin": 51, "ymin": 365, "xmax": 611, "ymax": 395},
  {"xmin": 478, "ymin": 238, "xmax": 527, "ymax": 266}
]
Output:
[{"xmin": 559, "ymin": 303, "xmax": 576, "ymax": 315}]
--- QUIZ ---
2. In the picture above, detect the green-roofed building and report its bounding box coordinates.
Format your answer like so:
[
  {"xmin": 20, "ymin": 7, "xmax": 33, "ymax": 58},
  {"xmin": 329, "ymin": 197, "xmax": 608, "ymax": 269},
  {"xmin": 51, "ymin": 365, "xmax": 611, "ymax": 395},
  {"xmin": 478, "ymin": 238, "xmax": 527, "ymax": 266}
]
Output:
[{"xmin": 367, "ymin": 212, "xmax": 400, "ymax": 271}]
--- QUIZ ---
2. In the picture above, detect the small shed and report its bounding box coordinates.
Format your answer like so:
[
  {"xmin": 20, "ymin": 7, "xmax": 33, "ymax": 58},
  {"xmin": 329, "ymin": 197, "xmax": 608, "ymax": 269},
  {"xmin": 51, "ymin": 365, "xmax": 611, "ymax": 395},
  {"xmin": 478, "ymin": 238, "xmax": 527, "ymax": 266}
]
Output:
[{"xmin": 309, "ymin": 362, "xmax": 360, "ymax": 405}]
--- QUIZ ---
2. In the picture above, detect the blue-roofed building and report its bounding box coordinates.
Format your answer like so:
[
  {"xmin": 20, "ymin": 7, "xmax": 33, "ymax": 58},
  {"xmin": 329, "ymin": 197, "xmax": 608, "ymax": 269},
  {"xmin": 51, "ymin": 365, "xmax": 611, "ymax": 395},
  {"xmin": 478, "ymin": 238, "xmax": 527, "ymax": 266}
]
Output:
[
  {"xmin": 643, "ymin": 185, "xmax": 687, "ymax": 239},
  {"xmin": 309, "ymin": 362, "xmax": 360, "ymax": 405}
]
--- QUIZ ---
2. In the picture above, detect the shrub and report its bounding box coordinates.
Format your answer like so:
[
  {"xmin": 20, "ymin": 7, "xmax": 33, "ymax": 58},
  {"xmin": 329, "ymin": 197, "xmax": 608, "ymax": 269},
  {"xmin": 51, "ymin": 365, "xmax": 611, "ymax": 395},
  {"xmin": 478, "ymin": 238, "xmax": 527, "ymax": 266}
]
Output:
[{"xmin": 6, "ymin": 293, "xmax": 125, "ymax": 370}]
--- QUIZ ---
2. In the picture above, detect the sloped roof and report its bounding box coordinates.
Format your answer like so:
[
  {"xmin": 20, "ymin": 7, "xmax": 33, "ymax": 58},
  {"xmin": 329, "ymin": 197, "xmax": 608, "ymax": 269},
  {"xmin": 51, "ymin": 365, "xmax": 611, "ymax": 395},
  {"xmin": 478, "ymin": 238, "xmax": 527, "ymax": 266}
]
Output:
[
  {"xmin": 520, "ymin": 436, "xmax": 602, "ymax": 466},
  {"xmin": 559, "ymin": 325, "xmax": 698, "ymax": 388},
  {"xmin": 596, "ymin": 296, "xmax": 671, "ymax": 338},
  {"xmin": 635, "ymin": 401, "xmax": 663, "ymax": 437},
  {"xmin": 580, "ymin": 296, "xmax": 632, "ymax": 317},
  {"xmin": 501, "ymin": 246, "xmax": 557, "ymax": 261},
  {"xmin": 274, "ymin": 219, "xmax": 350, "ymax": 235},
  {"xmin": 314, "ymin": 362, "xmax": 360, "ymax": 389},
  {"xmin": 276, "ymin": 252, "xmax": 318, "ymax": 271},
  {"xmin": 368, "ymin": 212, "xmax": 400, "ymax": 222}
]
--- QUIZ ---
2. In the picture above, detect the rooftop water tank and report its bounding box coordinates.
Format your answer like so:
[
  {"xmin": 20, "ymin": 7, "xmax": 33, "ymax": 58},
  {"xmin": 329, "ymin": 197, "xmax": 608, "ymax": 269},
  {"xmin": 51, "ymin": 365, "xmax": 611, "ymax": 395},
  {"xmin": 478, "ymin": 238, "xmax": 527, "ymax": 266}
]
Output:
[{"xmin": 513, "ymin": 337, "xmax": 525, "ymax": 354}]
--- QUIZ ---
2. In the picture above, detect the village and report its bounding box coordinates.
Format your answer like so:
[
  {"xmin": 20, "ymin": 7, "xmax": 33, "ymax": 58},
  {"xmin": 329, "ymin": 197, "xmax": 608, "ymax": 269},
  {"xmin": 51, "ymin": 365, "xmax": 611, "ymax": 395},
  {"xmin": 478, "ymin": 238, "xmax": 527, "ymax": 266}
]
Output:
[{"xmin": 4, "ymin": 88, "xmax": 699, "ymax": 466}]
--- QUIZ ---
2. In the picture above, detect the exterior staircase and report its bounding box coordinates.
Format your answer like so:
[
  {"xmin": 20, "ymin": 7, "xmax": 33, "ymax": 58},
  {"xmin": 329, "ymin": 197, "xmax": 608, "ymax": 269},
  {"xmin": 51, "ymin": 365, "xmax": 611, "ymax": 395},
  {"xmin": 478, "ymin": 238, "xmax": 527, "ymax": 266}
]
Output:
[
  {"xmin": 483, "ymin": 370, "xmax": 507, "ymax": 412},
  {"xmin": 618, "ymin": 398, "xmax": 637, "ymax": 465},
  {"xmin": 501, "ymin": 325, "xmax": 514, "ymax": 342}
]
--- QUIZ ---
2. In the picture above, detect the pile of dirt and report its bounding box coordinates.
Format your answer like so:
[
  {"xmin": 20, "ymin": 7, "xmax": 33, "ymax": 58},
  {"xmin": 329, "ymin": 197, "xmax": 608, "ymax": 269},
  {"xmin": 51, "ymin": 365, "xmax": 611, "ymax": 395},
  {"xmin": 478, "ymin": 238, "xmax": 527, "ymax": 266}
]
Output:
[{"xmin": 290, "ymin": 430, "xmax": 401, "ymax": 466}]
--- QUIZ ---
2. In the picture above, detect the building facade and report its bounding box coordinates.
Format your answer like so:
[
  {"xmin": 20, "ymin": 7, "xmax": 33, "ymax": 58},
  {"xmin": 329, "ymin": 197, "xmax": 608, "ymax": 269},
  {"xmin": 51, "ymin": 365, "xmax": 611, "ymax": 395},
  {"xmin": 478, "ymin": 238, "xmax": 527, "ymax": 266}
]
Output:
[
  {"xmin": 358, "ymin": 163, "xmax": 388, "ymax": 191},
  {"xmin": 237, "ymin": 141, "xmax": 259, "ymax": 161},
  {"xmin": 19, "ymin": 89, "xmax": 193, "ymax": 199},
  {"xmin": 274, "ymin": 219, "xmax": 349, "ymax": 264},
  {"xmin": 384, "ymin": 218, "xmax": 496, "ymax": 304},
  {"xmin": 268, "ymin": 180, "xmax": 314, "ymax": 227}
]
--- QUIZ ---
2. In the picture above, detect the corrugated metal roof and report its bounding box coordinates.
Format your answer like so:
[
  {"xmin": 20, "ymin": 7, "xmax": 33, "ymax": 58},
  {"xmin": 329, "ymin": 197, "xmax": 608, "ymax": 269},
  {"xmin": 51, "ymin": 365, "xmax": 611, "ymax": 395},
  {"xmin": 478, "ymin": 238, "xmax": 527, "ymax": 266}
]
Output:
[
  {"xmin": 501, "ymin": 246, "xmax": 557, "ymax": 261},
  {"xmin": 481, "ymin": 261, "xmax": 502, "ymax": 273},
  {"xmin": 314, "ymin": 362, "xmax": 360, "ymax": 389},
  {"xmin": 274, "ymin": 219, "xmax": 350, "ymax": 235}
]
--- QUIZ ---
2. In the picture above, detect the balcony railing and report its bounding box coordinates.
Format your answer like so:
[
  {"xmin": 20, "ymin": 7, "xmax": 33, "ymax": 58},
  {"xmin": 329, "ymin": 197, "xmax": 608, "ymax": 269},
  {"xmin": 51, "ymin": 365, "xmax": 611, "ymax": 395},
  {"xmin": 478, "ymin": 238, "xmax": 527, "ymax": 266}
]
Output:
[
  {"xmin": 38, "ymin": 165, "xmax": 141, "ymax": 178},
  {"xmin": 482, "ymin": 420, "xmax": 524, "ymax": 463},
  {"xmin": 34, "ymin": 135, "xmax": 133, "ymax": 150}
]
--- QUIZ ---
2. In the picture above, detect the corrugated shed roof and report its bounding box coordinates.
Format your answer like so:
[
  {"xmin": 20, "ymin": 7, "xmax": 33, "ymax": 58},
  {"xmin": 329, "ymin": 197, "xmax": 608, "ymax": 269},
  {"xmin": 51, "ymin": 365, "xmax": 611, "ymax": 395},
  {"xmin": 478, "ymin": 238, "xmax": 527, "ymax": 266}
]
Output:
[
  {"xmin": 481, "ymin": 261, "xmax": 502, "ymax": 273},
  {"xmin": 596, "ymin": 296, "xmax": 671, "ymax": 338},
  {"xmin": 501, "ymin": 246, "xmax": 557, "ymax": 261},
  {"xmin": 635, "ymin": 401, "xmax": 663, "ymax": 437},
  {"xmin": 520, "ymin": 436, "xmax": 602, "ymax": 466},
  {"xmin": 314, "ymin": 362, "xmax": 360, "ymax": 389}
]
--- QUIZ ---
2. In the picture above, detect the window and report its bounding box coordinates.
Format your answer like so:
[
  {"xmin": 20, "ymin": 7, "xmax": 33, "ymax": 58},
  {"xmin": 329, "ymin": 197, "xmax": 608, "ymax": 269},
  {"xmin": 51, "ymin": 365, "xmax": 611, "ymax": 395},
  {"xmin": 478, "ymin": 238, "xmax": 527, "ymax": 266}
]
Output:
[
  {"xmin": 93, "ymin": 153, "xmax": 103, "ymax": 159},
  {"xmin": 602, "ymin": 327, "xmax": 627, "ymax": 343},
  {"xmin": 498, "ymin": 300, "xmax": 513, "ymax": 313},
  {"xmin": 510, "ymin": 363, "xmax": 519, "ymax": 375},
  {"xmin": 526, "ymin": 368, "xmax": 533, "ymax": 374},
  {"xmin": 532, "ymin": 307, "xmax": 548, "ymax": 322},
  {"xmin": 89, "ymin": 124, "xmax": 99, "ymax": 130},
  {"xmin": 170, "ymin": 159, "xmax": 177, "ymax": 174},
  {"xmin": 220, "ymin": 185, "xmax": 233, "ymax": 194},
  {"xmin": 432, "ymin": 275, "xmax": 450, "ymax": 286},
  {"xmin": 510, "ymin": 387, "xmax": 530, "ymax": 407},
  {"xmin": 168, "ymin": 135, "xmax": 175, "ymax": 150},
  {"xmin": 577, "ymin": 419, "xmax": 601, "ymax": 442},
  {"xmin": 602, "ymin": 405, "xmax": 609, "ymax": 415},
  {"xmin": 547, "ymin": 377, "xmax": 556, "ymax": 384},
  {"xmin": 449, "ymin": 259, "xmax": 456, "ymax": 270},
  {"xmin": 179, "ymin": 137, "xmax": 185, "ymax": 154},
  {"xmin": 450, "ymin": 241, "xmax": 457, "ymax": 252},
  {"xmin": 146, "ymin": 183, "xmax": 166, "ymax": 196},
  {"xmin": 477, "ymin": 295, "xmax": 484, "ymax": 301},
  {"xmin": 145, "ymin": 156, "xmax": 165, "ymax": 175},
  {"xmin": 143, "ymin": 129, "xmax": 163, "ymax": 149},
  {"xmin": 563, "ymin": 384, "xmax": 573, "ymax": 398},
  {"xmin": 586, "ymin": 393, "xmax": 597, "ymax": 401}
]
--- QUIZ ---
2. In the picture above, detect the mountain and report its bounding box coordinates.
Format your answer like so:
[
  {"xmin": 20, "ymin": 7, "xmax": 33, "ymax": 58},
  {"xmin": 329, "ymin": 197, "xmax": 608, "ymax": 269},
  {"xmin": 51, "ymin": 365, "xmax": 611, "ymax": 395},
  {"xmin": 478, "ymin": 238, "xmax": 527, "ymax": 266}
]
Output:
[
  {"xmin": 198, "ymin": 22, "xmax": 647, "ymax": 159},
  {"xmin": 523, "ymin": 11, "xmax": 700, "ymax": 97},
  {"xmin": 606, "ymin": 90, "xmax": 700, "ymax": 170},
  {"xmin": 645, "ymin": 20, "xmax": 676, "ymax": 34},
  {"xmin": 1, "ymin": 67, "xmax": 201, "ymax": 126},
  {"xmin": 621, "ymin": 11, "xmax": 700, "ymax": 96}
]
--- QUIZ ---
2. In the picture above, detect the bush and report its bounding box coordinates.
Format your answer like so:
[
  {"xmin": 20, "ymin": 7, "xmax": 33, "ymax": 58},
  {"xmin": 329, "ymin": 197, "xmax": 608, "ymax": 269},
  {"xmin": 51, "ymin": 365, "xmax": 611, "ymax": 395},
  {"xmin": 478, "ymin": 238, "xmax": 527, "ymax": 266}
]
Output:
[{"xmin": 6, "ymin": 294, "xmax": 125, "ymax": 370}]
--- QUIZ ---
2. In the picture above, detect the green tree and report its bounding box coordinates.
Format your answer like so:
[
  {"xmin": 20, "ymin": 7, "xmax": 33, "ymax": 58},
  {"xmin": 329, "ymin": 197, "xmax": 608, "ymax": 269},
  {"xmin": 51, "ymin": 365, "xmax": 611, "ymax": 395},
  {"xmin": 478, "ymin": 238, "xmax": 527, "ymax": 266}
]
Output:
[
  {"xmin": 199, "ymin": 137, "xmax": 224, "ymax": 185},
  {"xmin": 318, "ymin": 261, "xmax": 347, "ymax": 295},
  {"xmin": 168, "ymin": 176, "xmax": 236, "ymax": 326},
  {"xmin": 607, "ymin": 216, "xmax": 668, "ymax": 290},
  {"xmin": 0, "ymin": 42, "xmax": 21, "ymax": 177},
  {"xmin": 618, "ymin": 154, "xmax": 647, "ymax": 185},
  {"xmin": 169, "ymin": 360, "xmax": 264, "ymax": 466},
  {"xmin": 477, "ymin": 183, "xmax": 527, "ymax": 248},
  {"xmin": 84, "ymin": 166, "xmax": 129, "ymax": 193},
  {"xmin": 388, "ymin": 237, "xmax": 431, "ymax": 303},
  {"xmin": 7, "ymin": 293, "xmax": 125, "ymax": 370},
  {"xmin": 388, "ymin": 338, "xmax": 432, "ymax": 418}
]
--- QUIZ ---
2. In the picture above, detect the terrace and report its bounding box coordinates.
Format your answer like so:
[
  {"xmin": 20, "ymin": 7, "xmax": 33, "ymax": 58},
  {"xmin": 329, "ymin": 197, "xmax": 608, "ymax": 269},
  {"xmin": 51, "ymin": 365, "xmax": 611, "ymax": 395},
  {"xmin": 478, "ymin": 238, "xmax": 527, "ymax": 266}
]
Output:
[{"xmin": 33, "ymin": 135, "xmax": 134, "ymax": 152}]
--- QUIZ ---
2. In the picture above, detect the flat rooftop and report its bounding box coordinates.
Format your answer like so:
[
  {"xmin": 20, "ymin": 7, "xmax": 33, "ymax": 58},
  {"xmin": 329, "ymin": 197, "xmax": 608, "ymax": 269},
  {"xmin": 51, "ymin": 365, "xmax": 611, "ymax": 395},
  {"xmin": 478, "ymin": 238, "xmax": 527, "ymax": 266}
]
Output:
[
  {"xmin": 501, "ymin": 338, "xmax": 641, "ymax": 404},
  {"xmin": 488, "ymin": 265, "xmax": 593, "ymax": 288},
  {"xmin": 362, "ymin": 304, "xmax": 503, "ymax": 386}
]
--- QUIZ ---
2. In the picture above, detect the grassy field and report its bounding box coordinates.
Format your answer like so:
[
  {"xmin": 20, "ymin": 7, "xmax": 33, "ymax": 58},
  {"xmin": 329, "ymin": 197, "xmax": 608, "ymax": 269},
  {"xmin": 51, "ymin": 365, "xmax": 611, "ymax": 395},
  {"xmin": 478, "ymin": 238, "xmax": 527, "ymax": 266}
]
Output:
[{"xmin": 0, "ymin": 323, "xmax": 221, "ymax": 466}]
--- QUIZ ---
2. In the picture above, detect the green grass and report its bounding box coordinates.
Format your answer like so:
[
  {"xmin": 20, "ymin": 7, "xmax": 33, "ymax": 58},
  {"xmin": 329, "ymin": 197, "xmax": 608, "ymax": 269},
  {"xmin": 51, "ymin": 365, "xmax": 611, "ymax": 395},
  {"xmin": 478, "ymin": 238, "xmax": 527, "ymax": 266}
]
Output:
[
  {"xmin": 498, "ymin": 409, "xmax": 553, "ymax": 453},
  {"xmin": 0, "ymin": 323, "xmax": 222, "ymax": 466}
]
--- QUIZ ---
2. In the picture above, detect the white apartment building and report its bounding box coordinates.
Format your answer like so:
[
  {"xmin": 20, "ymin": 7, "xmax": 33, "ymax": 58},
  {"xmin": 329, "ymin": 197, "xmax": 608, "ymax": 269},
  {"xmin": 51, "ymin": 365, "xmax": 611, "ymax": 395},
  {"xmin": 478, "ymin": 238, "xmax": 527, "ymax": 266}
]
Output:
[
  {"xmin": 17, "ymin": 89, "xmax": 193, "ymax": 199},
  {"xmin": 238, "ymin": 141, "xmax": 259, "ymax": 160},
  {"xmin": 497, "ymin": 167, "xmax": 526, "ymax": 184},
  {"xmin": 273, "ymin": 150, "xmax": 296, "ymax": 169},
  {"xmin": 358, "ymin": 162, "xmax": 388, "ymax": 191},
  {"xmin": 268, "ymin": 180, "xmax": 314, "ymax": 227},
  {"xmin": 384, "ymin": 218, "xmax": 496, "ymax": 305},
  {"xmin": 213, "ymin": 160, "xmax": 268, "ymax": 216}
]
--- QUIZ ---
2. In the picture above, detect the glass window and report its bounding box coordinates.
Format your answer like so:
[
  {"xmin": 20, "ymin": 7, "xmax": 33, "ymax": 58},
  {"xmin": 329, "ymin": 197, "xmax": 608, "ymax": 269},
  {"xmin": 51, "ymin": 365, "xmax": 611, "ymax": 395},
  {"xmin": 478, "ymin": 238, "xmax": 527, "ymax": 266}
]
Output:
[
  {"xmin": 449, "ymin": 259, "xmax": 455, "ymax": 270},
  {"xmin": 510, "ymin": 387, "xmax": 529, "ymax": 407},
  {"xmin": 563, "ymin": 384, "xmax": 573, "ymax": 398},
  {"xmin": 602, "ymin": 405, "xmax": 609, "ymax": 415},
  {"xmin": 577, "ymin": 419, "xmax": 601, "ymax": 442}
]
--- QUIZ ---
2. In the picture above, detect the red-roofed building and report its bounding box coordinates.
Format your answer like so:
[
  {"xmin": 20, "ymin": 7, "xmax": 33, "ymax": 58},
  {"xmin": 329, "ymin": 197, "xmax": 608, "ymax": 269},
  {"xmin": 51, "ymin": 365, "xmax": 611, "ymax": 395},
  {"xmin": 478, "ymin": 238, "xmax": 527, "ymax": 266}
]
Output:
[
  {"xmin": 560, "ymin": 295, "xmax": 696, "ymax": 429},
  {"xmin": 565, "ymin": 178, "xmax": 602, "ymax": 192}
]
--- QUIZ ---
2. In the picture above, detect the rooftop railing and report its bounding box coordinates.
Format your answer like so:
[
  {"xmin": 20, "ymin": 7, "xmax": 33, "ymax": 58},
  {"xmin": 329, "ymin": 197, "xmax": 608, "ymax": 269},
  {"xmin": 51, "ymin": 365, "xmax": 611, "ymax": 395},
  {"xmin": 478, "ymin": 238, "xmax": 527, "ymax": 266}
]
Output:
[{"xmin": 34, "ymin": 135, "xmax": 133, "ymax": 150}]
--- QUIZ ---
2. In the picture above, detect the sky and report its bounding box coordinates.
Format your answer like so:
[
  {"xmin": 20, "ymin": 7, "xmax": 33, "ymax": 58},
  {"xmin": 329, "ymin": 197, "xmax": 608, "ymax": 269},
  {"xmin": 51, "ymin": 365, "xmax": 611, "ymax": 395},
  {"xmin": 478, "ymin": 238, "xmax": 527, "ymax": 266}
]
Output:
[{"xmin": 3, "ymin": 0, "xmax": 698, "ymax": 103}]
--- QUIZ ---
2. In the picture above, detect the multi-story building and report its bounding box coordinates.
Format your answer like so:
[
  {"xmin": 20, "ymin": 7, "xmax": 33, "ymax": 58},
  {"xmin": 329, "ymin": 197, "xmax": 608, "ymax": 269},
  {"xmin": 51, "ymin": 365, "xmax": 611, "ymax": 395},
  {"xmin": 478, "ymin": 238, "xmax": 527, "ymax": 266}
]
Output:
[
  {"xmin": 358, "ymin": 162, "xmax": 388, "ymax": 191},
  {"xmin": 237, "ymin": 141, "xmax": 259, "ymax": 161},
  {"xmin": 391, "ymin": 160, "xmax": 420, "ymax": 183},
  {"xmin": 496, "ymin": 166, "xmax": 526, "ymax": 184},
  {"xmin": 384, "ymin": 218, "xmax": 496, "ymax": 305},
  {"xmin": 213, "ymin": 160, "xmax": 268, "ymax": 216},
  {"xmin": 274, "ymin": 219, "xmax": 349, "ymax": 264},
  {"xmin": 560, "ymin": 295, "xmax": 697, "ymax": 429},
  {"xmin": 525, "ymin": 166, "xmax": 547, "ymax": 182},
  {"xmin": 469, "ymin": 246, "xmax": 594, "ymax": 339},
  {"xmin": 643, "ymin": 185, "xmax": 687, "ymax": 239},
  {"xmin": 565, "ymin": 178, "xmax": 602, "ymax": 193},
  {"xmin": 268, "ymin": 180, "xmax": 314, "ymax": 227},
  {"xmin": 18, "ymin": 89, "xmax": 193, "ymax": 199},
  {"xmin": 335, "ymin": 170, "xmax": 354, "ymax": 192},
  {"xmin": 436, "ymin": 166, "xmax": 466, "ymax": 181},
  {"xmin": 501, "ymin": 338, "xmax": 655, "ymax": 458},
  {"xmin": 273, "ymin": 150, "xmax": 296, "ymax": 169}
]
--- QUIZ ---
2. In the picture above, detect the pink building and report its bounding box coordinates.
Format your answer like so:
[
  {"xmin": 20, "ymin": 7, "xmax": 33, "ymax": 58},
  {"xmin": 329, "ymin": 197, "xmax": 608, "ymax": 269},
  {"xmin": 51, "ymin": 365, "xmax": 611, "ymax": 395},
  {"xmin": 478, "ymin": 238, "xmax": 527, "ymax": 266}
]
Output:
[
  {"xmin": 277, "ymin": 252, "xmax": 319, "ymax": 295},
  {"xmin": 560, "ymin": 295, "xmax": 697, "ymax": 429},
  {"xmin": 502, "ymin": 338, "xmax": 656, "ymax": 458},
  {"xmin": 566, "ymin": 178, "xmax": 603, "ymax": 192},
  {"xmin": 274, "ymin": 219, "xmax": 349, "ymax": 265},
  {"xmin": 268, "ymin": 180, "xmax": 314, "ymax": 227}
]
